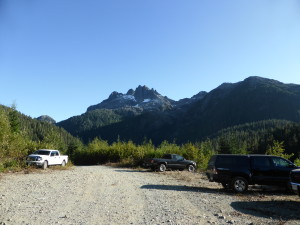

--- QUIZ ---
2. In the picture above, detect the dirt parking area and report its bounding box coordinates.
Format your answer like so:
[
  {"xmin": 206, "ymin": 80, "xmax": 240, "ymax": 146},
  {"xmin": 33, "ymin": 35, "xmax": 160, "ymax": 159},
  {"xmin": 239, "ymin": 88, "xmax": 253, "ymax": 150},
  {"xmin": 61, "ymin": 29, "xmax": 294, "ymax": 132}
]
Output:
[{"xmin": 0, "ymin": 166, "xmax": 299, "ymax": 225}]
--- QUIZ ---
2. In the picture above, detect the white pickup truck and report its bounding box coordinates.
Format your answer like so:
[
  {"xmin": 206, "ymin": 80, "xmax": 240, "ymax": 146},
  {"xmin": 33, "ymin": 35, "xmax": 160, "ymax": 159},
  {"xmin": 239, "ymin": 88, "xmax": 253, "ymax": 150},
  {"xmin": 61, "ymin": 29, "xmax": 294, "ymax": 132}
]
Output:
[{"xmin": 26, "ymin": 149, "xmax": 68, "ymax": 169}]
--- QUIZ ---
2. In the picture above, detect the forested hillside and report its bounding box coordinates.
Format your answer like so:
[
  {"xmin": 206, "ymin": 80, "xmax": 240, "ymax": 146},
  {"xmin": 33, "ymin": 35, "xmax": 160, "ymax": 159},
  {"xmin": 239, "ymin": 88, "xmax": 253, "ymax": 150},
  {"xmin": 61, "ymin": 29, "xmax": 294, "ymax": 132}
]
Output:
[
  {"xmin": 58, "ymin": 108, "xmax": 139, "ymax": 138},
  {"xmin": 209, "ymin": 120, "xmax": 300, "ymax": 158},
  {"xmin": 0, "ymin": 105, "xmax": 82, "ymax": 171}
]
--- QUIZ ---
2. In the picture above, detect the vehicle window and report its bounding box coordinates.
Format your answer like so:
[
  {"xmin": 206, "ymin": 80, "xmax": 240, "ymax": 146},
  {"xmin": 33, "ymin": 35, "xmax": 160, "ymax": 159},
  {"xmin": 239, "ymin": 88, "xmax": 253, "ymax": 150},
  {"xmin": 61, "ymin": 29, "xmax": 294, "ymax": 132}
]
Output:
[
  {"xmin": 34, "ymin": 150, "xmax": 50, "ymax": 155},
  {"xmin": 174, "ymin": 155, "xmax": 184, "ymax": 161},
  {"xmin": 216, "ymin": 156, "xmax": 234, "ymax": 167},
  {"xmin": 216, "ymin": 156, "xmax": 248, "ymax": 168},
  {"xmin": 162, "ymin": 154, "xmax": 172, "ymax": 159},
  {"xmin": 272, "ymin": 157, "xmax": 291, "ymax": 168},
  {"xmin": 54, "ymin": 151, "xmax": 59, "ymax": 156},
  {"xmin": 252, "ymin": 157, "xmax": 271, "ymax": 168}
]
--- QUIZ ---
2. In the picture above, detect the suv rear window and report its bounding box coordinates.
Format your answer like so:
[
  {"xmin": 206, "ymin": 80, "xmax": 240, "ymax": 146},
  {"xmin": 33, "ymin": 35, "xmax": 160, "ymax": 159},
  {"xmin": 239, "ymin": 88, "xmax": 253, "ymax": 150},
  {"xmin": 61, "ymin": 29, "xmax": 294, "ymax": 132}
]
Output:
[
  {"xmin": 215, "ymin": 155, "xmax": 249, "ymax": 168},
  {"xmin": 252, "ymin": 156, "xmax": 271, "ymax": 169},
  {"xmin": 208, "ymin": 155, "xmax": 217, "ymax": 166}
]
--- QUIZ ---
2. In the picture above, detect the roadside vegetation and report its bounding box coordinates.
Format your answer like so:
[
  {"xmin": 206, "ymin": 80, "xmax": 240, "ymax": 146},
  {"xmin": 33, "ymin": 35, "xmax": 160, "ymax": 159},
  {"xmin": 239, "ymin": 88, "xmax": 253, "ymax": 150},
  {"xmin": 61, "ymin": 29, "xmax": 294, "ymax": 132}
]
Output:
[{"xmin": 72, "ymin": 138, "xmax": 215, "ymax": 170}]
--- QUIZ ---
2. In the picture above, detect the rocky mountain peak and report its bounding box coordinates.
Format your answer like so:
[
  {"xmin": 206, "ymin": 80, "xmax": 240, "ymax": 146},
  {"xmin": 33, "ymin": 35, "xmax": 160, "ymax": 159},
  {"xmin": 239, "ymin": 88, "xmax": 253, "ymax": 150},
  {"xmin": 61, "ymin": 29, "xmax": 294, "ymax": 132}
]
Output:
[
  {"xmin": 133, "ymin": 85, "xmax": 159, "ymax": 102},
  {"xmin": 108, "ymin": 91, "xmax": 123, "ymax": 99},
  {"xmin": 126, "ymin": 89, "xmax": 135, "ymax": 95},
  {"xmin": 87, "ymin": 85, "xmax": 174, "ymax": 112}
]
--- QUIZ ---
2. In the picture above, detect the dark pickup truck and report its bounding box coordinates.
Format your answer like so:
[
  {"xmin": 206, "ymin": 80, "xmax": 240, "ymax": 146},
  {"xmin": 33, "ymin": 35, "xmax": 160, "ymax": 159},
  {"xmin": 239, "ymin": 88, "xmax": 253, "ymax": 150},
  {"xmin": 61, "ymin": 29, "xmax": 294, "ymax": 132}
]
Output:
[
  {"xmin": 143, "ymin": 154, "xmax": 196, "ymax": 172},
  {"xmin": 206, "ymin": 154, "xmax": 298, "ymax": 193}
]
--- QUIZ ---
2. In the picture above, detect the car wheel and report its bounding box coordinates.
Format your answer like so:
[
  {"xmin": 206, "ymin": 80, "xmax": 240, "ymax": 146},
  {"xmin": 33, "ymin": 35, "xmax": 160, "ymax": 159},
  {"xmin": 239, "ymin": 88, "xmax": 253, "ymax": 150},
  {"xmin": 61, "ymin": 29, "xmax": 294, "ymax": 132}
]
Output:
[
  {"xmin": 158, "ymin": 163, "xmax": 166, "ymax": 172},
  {"xmin": 61, "ymin": 160, "xmax": 66, "ymax": 167},
  {"xmin": 42, "ymin": 161, "xmax": 48, "ymax": 170},
  {"xmin": 187, "ymin": 165, "xmax": 195, "ymax": 172},
  {"xmin": 231, "ymin": 177, "xmax": 248, "ymax": 193}
]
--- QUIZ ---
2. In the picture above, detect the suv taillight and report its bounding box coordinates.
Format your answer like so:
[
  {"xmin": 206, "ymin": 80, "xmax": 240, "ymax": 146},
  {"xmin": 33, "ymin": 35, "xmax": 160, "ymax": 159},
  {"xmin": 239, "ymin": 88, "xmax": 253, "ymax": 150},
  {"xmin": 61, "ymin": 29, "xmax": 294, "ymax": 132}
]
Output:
[
  {"xmin": 292, "ymin": 173, "xmax": 300, "ymax": 183},
  {"xmin": 212, "ymin": 167, "xmax": 218, "ymax": 174}
]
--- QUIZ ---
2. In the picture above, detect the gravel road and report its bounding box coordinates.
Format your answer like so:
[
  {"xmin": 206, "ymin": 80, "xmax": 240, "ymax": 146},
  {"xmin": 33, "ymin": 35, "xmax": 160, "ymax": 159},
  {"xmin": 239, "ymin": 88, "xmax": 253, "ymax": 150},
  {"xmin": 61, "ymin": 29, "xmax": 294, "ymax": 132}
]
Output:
[{"xmin": 0, "ymin": 166, "xmax": 299, "ymax": 225}]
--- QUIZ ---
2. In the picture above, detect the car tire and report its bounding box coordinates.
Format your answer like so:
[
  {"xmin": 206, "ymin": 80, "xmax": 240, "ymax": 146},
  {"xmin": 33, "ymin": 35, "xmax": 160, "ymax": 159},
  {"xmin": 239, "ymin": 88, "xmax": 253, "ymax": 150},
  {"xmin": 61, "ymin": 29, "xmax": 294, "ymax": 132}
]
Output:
[
  {"xmin": 42, "ymin": 161, "xmax": 48, "ymax": 170},
  {"xmin": 158, "ymin": 163, "xmax": 166, "ymax": 172},
  {"xmin": 231, "ymin": 177, "xmax": 248, "ymax": 193},
  {"xmin": 61, "ymin": 160, "xmax": 66, "ymax": 167},
  {"xmin": 187, "ymin": 164, "xmax": 195, "ymax": 172}
]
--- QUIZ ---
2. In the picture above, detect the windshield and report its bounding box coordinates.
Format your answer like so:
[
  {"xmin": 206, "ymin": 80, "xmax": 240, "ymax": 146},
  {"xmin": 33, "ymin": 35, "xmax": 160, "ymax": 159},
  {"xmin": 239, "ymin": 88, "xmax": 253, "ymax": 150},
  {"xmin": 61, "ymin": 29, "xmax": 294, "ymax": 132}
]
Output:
[{"xmin": 33, "ymin": 150, "xmax": 50, "ymax": 155}]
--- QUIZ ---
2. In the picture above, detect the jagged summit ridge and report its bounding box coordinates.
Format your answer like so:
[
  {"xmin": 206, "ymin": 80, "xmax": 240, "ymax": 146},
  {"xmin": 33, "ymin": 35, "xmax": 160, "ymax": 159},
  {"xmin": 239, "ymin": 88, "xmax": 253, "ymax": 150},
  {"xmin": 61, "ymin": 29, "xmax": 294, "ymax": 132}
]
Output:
[{"xmin": 87, "ymin": 85, "xmax": 174, "ymax": 112}]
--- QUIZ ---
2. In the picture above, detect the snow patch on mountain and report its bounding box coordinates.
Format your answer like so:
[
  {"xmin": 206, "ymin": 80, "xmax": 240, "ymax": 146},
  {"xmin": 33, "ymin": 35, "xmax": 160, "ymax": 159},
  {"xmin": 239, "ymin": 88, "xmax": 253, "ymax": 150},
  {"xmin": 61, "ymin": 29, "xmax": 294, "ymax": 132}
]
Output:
[
  {"xmin": 143, "ymin": 99, "xmax": 151, "ymax": 103},
  {"xmin": 122, "ymin": 95, "xmax": 136, "ymax": 101}
]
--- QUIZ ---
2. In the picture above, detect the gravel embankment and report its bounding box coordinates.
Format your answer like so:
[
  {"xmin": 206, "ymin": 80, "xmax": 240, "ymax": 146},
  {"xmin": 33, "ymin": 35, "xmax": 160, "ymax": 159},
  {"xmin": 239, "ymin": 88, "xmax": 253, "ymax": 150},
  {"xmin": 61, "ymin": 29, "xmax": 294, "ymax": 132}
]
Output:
[{"xmin": 0, "ymin": 166, "xmax": 299, "ymax": 225}]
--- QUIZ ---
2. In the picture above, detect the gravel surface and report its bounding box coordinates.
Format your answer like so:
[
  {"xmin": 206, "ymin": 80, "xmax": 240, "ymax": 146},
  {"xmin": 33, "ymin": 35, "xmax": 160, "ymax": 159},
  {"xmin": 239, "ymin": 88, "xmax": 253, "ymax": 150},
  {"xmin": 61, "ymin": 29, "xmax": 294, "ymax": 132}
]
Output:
[{"xmin": 0, "ymin": 166, "xmax": 300, "ymax": 225}]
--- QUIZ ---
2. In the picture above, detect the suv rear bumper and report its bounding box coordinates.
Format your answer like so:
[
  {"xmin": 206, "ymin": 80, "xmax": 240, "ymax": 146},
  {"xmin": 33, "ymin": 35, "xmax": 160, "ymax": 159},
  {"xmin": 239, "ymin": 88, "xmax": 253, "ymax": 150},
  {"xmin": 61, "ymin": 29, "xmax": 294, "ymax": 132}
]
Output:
[
  {"xmin": 206, "ymin": 173, "xmax": 232, "ymax": 183},
  {"xmin": 291, "ymin": 182, "xmax": 300, "ymax": 196}
]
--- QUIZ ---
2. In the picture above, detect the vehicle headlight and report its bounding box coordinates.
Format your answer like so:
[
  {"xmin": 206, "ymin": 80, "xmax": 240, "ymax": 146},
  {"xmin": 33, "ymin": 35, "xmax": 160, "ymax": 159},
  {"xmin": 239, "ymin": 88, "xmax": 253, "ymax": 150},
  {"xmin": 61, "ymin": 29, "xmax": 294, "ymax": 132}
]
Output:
[{"xmin": 36, "ymin": 156, "xmax": 42, "ymax": 161}]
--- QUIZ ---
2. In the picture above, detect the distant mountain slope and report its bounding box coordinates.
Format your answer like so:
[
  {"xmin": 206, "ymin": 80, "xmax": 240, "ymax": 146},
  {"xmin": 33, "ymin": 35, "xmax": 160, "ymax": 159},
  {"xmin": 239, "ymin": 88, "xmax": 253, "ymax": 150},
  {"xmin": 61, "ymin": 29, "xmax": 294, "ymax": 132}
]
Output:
[
  {"xmin": 58, "ymin": 76, "xmax": 300, "ymax": 144},
  {"xmin": 175, "ymin": 76, "xmax": 300, "ymax": 142}
]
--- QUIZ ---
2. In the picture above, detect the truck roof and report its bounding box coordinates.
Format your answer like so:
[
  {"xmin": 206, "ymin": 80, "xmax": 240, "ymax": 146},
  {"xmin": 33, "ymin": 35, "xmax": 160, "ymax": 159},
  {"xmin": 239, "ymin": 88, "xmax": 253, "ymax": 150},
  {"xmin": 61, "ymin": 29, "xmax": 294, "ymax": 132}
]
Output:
[{"xmin": 37, "ymin": 149, "xmax": 59, "ymax": 151}]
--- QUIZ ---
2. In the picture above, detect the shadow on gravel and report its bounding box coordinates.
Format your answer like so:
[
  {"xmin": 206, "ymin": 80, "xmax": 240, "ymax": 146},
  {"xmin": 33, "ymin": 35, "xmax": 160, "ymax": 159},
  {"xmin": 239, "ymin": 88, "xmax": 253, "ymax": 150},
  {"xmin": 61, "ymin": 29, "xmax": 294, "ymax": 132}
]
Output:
[
  {"xmin": 231, "ymin": 200, "xmax": 300, "ymax": 220},
  {"xmin": 140, "ymin": 184, "xmax": 222, "ymax": 193},
  {"xmin": 115, "ymin": 169, "xmax": 150, "ymax": 173},
  {"xmin": 140, "ymin": 184, "xmax": 296, "ymax": 197}
]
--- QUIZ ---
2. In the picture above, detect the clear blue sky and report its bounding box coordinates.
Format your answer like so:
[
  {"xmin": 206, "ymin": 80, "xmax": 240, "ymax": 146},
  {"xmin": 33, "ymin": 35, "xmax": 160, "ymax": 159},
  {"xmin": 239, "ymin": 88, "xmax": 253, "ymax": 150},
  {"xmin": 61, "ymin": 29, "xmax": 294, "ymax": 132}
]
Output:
[{"xmin": 1, "ymin": 0, "xmax": 300, "ymax": 122}]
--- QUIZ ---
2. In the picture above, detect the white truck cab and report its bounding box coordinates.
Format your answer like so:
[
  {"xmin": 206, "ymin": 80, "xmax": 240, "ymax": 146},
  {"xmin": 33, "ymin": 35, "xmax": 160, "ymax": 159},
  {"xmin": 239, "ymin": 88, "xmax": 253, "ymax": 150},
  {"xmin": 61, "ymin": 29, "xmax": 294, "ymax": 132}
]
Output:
[{"xmin": 26, "ymin": 149, "xmax": 68, "ymax": 169}]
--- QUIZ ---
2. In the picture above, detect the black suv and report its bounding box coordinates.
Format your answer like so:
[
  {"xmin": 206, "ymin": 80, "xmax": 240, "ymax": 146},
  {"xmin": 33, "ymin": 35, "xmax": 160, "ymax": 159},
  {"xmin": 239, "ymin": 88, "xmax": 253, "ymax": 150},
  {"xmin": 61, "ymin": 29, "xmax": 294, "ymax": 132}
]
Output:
[{"xmin": 206, "ymin": 154, "xmax": 298, "ymax": 193}]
